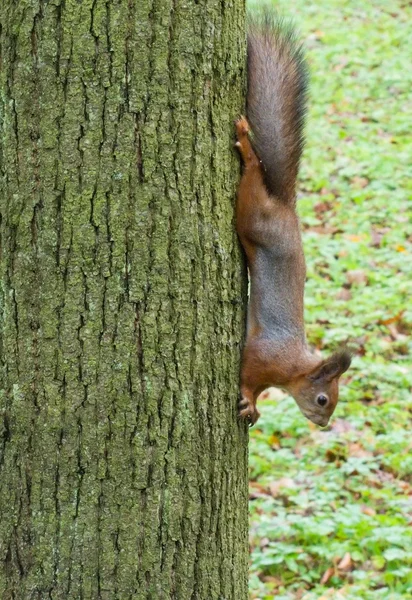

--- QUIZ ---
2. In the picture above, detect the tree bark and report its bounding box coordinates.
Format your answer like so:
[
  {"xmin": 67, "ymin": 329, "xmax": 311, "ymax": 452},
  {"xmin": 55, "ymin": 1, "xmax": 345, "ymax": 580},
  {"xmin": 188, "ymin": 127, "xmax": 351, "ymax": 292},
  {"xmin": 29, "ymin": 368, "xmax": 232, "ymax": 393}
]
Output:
[{"xmin": 0, "ymin": 1, "xmax": 248, "ymax": 598}]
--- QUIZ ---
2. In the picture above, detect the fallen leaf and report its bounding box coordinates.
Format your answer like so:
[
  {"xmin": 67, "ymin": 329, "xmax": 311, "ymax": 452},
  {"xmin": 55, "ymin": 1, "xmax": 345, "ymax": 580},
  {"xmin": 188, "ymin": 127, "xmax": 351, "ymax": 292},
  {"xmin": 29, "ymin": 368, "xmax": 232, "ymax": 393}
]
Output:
[
  {"xmin": 325, "ymin": 448, "xmax": 345, "ymax": 463},
  {"xmin": 370, "ymin": 227, "xmax": 389, "ymax": 247},
  {"xmin": 320, "ymin": 567, "xmax": 335, "ymax": 585},
  {"xmin": 336, "ymin": 288, "xmax": 352, "ymax": 301},
  {"xmin": 348, "ymin": 443, "xmax": 373, "ymax": 458},
  {"xmin": 267, "ymin": 434, "xmax": 281, "ymax": 449},
  {"xmin": 338, "ymin": 552, "xmax": 352, "ymax": 571},
  {"xmin": 269, "ymin": 477, "xmax": 296, "ymax": 497},
  {"xmin": 399, "ymin": 480, "xmax": 412, "ymax": 493},
  {"xmin": 346, "ymin": 269, "xmax": 368, "ymax": 285},
  {"xmin": 260, "ymin": 575, "xmax": 282, "ymax": 587},
  {"xmin": 307, "ymin": 225, "xmax": 340, "ymax": 235},
  {"xmin": 361, "ymin": 506, "xmax": 376, "ymax": 516},
  {"xmin": 329, "ymin": 419, "xmax": 356, "ymax": 434},
  {"xmin": 351, "ymin": 176, "xmax": 369, "ymax": 188},
  {"xmin": 388, "ymin": 324, "xmax": 409, "ymax": 343},
  {"xmin": 249, "ymin": 482, "xmax": 270, "ymax": 499},
  {"xmin": 313, "ymin": 29, "xmax": 325, "ymax": 39},
  {"xmin": 314, "ymin": 201, "xmax": 333, "ymax": 214},
  {"xmin": 378, "ymin": 310, "xmax": 405, "ymax": 327}
]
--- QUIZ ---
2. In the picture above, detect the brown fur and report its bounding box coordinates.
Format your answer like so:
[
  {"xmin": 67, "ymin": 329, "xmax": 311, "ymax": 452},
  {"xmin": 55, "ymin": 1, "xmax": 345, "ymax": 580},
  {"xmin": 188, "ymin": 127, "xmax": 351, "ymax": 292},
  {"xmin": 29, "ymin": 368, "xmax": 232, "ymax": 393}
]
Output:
[
  {"xmin": 247, "ymin": 12, "xmax": 308, "ymax": 202},
  {"xmin": 235, "ymin": 17, "xmax": 351, "ymax": 426}
]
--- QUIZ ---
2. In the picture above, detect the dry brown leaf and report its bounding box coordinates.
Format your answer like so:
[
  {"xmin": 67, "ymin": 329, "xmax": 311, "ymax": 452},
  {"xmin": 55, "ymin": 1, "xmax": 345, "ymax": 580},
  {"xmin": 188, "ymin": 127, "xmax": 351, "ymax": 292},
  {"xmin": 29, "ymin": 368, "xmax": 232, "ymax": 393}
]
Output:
[
  {"xmin": 269, "ymin": 477, "xmax": 296, "ymax": 497},
  {"xmin": 320, "ymin": 566, "xmax": 335, "ymax": 585},
  {"xmin": 314, "ymin": 200, "xmax": 333, "ymax": 214},
  {"xmin": 346, "ymin": 269, "xmax": 368, "ymax": 285},
  {"xmin": 338, "ymin": 552, "xmax": 352, "ymax": 571},
  {"xmin": 336, "ymin": 288, "xmax": 352, "ymax": 301},
  {"xmin": 329, "ymin": 419, "xmax": 355, "ymax": 434},
  {"xmin": 307, "ymin": 225, "xmax": 340, "ymax": 235},
  {"xmin": 370, "ymin": 227, "xmax": 389, "ymax": 247},
  {"xmin": 348, "ymin": 443, "xmax": 372, "ymax": 458},
  {"xmin": 387, "ymin": 323, "xmax": 408, "ymax": 342},
  {"xmin": 260, "ymin": 575, "xmax": 282, "ymax": 587},
  {"xmin": 249, "ymin": 482, "xmax": 270, "ymax": 500},
  {"xmin": 378, "ymin": 310, "xmax": 405, "ymax": 327},
  {"xmin": 398, "ymin": 480, "xmax": 412, "ymax": 493},
  {"xmin": 351, "ymin": 176, "xmax": 369, "ymax": 188}
]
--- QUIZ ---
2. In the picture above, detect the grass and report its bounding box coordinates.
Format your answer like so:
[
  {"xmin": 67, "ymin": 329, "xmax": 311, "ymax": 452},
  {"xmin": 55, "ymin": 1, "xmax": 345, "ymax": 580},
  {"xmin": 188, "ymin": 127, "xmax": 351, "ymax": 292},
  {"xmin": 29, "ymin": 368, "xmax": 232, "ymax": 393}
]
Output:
[{"xmin": 247, "ymin": 1, "xmax": 412, "ymax": 598}]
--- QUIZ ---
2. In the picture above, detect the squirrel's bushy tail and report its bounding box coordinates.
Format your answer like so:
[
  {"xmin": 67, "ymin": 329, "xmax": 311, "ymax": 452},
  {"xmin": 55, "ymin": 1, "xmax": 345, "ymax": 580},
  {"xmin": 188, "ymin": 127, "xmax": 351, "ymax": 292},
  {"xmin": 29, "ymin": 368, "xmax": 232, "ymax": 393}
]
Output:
[{"xmin": 247, "ymin": 10, "xmax": 308, "ymax": 203}]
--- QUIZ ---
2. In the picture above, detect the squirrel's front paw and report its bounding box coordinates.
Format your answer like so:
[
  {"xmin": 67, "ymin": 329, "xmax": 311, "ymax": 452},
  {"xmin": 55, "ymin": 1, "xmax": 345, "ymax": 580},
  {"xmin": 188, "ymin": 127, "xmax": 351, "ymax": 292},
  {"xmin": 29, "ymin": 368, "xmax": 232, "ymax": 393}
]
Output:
[{"xmin": 238, "ymin": 397, "xmax": 260, "ymax": 426}]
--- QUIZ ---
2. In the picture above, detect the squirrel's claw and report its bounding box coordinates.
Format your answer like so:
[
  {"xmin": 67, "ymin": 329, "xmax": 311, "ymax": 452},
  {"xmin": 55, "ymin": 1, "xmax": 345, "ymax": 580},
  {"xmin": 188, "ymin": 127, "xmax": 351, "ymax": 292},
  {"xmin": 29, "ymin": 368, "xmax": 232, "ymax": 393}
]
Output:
[{"xmin": 235, "ymin": 116, "xmax": 250, "ymax": 137}]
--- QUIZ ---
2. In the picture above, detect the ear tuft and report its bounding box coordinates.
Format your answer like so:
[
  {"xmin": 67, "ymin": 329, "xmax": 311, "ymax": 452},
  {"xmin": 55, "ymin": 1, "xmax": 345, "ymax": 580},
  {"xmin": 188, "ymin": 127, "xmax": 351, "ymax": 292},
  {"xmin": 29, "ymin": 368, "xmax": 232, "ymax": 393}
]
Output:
[
  {"xmin": 309, "ymin": 349, "xmax": 352, "ymax": 382},
  {"xmin": 333, "ymin": 349, "xmax": 352, "ymax": 374}
]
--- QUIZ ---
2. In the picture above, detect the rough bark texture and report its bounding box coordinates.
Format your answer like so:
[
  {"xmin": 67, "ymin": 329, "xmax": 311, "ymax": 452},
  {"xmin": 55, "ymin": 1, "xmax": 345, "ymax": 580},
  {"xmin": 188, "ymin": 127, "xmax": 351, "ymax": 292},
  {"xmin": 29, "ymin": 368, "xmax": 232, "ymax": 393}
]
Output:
[{"xmin": 0, "ymin": 1, "xmax": 248, "ymax": 598}]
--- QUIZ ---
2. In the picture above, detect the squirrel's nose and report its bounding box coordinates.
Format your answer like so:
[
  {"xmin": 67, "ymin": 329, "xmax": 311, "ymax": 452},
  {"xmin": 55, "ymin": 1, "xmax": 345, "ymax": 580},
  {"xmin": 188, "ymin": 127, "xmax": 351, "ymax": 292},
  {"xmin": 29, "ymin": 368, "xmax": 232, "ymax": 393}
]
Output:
[{"xmin": 306, "ymin": 413, "xmax": 329, "ymax": 427}]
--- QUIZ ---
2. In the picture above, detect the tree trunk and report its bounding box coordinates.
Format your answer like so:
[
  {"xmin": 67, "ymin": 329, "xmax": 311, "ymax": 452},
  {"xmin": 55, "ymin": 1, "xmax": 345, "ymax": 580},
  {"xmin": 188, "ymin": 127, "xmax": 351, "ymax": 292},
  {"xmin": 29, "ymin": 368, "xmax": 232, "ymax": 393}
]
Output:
[{"xmin": 0, "ymin": 1, "xmax": 248, "ymax": 598}]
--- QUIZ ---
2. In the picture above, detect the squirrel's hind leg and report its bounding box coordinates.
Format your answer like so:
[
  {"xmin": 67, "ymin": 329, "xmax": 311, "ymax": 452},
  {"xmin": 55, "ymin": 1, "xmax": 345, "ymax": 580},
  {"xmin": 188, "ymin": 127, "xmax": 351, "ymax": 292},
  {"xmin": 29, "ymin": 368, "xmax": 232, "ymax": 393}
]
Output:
[
  {"xmin": 238, "ymin": 386, "xmax": 260, "ymax": 426},
  {"xmin": 235, "ymin": 117, "xmax": 260, "ymax": 168}
]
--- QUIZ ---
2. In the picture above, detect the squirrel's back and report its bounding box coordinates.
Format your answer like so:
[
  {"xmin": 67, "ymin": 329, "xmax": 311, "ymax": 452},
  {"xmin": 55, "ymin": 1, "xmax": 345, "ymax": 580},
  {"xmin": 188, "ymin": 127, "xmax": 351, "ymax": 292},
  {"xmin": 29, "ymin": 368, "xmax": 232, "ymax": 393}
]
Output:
[{"xmin": 247, "ymin": 11, "xmax": 308, "ymax": 203}]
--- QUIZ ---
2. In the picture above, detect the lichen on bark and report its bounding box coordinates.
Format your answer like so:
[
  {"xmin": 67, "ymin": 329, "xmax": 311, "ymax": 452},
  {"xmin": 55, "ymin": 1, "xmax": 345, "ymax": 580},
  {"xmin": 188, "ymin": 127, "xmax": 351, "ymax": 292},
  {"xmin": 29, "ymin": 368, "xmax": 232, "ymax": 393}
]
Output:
[{"xmin": 0, "ymin": 0, "xmax": 248, "ymax": 598}]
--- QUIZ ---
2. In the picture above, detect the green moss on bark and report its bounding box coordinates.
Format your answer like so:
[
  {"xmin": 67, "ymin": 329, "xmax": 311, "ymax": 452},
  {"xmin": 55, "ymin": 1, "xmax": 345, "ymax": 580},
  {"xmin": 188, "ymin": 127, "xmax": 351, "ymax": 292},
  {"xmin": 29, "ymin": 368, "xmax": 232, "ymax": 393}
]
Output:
[{"xmin": 0, "ymin": 0, "xmax": 248, "ymax": 598}]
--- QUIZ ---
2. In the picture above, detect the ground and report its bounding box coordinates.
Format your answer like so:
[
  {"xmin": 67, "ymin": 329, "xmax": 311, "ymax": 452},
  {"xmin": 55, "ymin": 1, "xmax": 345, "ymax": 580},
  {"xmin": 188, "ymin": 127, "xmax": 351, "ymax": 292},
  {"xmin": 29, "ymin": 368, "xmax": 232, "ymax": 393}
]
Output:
[{"xmin": 248, "ymin": 1, "xmax": 412, "ymax": 598}]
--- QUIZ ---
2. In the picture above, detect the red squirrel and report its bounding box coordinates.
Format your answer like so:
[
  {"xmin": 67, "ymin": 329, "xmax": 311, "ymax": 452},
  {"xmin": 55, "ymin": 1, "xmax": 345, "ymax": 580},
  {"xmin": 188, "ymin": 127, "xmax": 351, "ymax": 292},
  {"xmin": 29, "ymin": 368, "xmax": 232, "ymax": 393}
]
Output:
[{"xmin": 235, "ymin": 12, "xmax": 351, "ymax": 427}]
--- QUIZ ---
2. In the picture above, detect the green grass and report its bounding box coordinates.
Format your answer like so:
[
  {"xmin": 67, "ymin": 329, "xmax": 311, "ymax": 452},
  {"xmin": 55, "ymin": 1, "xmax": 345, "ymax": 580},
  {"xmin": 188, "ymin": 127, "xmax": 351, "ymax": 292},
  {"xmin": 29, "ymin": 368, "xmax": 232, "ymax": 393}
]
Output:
[{"xmin": 247, "ymin": 1, "xmax": 412, "ymax": 598}]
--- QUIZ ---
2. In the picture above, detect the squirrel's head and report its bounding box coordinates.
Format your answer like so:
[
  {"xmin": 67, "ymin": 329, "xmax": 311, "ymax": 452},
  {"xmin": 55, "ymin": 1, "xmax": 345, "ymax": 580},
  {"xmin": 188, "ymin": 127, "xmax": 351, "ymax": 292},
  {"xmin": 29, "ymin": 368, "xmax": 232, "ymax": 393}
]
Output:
[{"xmin": 286, "ymin": 350, "xmax": 352, "ymax": 427}]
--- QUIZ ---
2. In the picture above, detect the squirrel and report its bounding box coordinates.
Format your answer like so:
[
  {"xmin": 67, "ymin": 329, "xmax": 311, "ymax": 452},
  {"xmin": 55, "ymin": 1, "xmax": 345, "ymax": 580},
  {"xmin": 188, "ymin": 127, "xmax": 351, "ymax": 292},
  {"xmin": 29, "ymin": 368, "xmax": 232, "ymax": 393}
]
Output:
[{"xmin": 235, "ymin": 11, "xmax": 351, "ymax": 427}]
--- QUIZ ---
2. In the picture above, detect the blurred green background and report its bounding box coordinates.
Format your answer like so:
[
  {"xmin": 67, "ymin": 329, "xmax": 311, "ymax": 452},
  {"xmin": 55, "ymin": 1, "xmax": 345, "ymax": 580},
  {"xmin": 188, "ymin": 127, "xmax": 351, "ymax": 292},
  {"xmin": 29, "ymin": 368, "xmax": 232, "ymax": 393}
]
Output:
[{"xmin": 247, "ymin": 1, "xmax": 412, "ymax": 598}]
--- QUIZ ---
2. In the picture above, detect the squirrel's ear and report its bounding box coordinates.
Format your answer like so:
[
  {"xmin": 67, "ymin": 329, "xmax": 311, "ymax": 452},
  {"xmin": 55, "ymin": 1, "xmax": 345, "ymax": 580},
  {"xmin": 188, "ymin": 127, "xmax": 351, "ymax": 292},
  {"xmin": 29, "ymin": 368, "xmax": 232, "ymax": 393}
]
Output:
[{"xmin": 308, "ymin": 350, "xmax": 352, "ymax": 382}]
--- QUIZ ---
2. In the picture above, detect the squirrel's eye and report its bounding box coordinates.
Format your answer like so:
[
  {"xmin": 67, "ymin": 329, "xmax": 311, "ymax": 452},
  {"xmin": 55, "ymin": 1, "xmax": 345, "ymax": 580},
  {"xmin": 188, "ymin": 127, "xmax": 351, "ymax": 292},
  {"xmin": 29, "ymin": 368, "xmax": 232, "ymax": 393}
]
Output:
[{"xmin": 316, "ymin": 394, "xmax": 328, "ymax": 407}]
